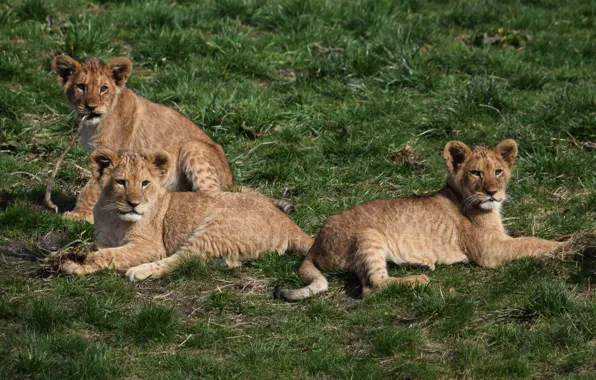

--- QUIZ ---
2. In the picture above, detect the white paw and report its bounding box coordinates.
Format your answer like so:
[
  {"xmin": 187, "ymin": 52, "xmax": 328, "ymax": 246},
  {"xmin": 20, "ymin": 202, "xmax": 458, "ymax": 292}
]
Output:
[
  {"xmin": 125, "ymin": 263, "xmax": 156, "ymax": 281},
  {"xmin": 62, "ymin": 260, "xmax": 80, "ymax": 275},
  {"xmin": 423, "ymin": 259, "xmax": 436, "ymax": 271}
]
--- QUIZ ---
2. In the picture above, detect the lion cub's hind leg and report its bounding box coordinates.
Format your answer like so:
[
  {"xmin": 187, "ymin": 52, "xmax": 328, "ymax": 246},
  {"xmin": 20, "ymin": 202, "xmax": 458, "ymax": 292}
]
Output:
[
  {"xmin": 126, "ymin": 212, "xmax": 313, "ymax": 281},
  {"xmin": 287, "ymin": 225, "xmax": 314, "ymax": 255},
  {"xmin": 354, "ymin": 229, "xmax": 429, "ymax": 296},
  {"xmin": 179, "ymin": 141, "xmax": 233, "ymax": 192}
]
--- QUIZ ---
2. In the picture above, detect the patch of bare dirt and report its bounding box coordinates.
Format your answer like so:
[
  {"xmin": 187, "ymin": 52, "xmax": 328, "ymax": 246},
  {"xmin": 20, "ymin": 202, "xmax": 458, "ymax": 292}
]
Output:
[
  {"xmin": 234, "ymin": 275, "xmax": 268, "ymax": 293},
  {"xmin": 274, "ymin": 68, "xmax": 297, "ymax": 82},
  {"xmin": 389, "ymin": 142, "xmax": 426, "ymax": 175},
  {"xmin": 0, "ymin": 231, "xmax": 67, "ymax": 264},
  {"xmin": 22, "ymin": 113, "xmax": 61, "ymax": 127}
]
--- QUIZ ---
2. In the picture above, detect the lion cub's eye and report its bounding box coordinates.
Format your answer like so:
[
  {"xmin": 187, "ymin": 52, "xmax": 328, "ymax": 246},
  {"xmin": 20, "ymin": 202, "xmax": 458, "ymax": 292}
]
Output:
[
  {"xmin": 141, "ymin": 180, "xmax": 150, "ymax": 188},
  {"xmin": 100, "ymin": 85, "xmax": 108, "ymax": 93},
  {"xmin": 495, "ymin": 169, "xmax": 503, "ymax": 176},
  {"xmin": 76, "ymin": 83, "xmax": 86, "ymax": 91},
  {"xmin": 470, "ymin": 170, "xmax": 482, "ymax": 177},
  {"xmin": 115, "ymin": 179, "xmax": 127, "ymax": 187}
]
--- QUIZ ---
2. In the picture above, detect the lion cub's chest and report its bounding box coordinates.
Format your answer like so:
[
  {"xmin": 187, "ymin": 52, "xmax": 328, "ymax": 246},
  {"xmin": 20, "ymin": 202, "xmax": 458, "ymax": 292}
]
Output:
[
  {"xmin": 80, "ymin": 118, "xmax": 102, "ymax": 152},
  {"xmin": 94, "ymin": 216, "xmax": 129, "ymax": 248}
]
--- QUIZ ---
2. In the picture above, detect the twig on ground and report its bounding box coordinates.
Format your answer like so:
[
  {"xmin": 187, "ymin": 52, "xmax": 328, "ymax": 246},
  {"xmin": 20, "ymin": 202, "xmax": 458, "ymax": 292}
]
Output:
[
  {"xmin": 44, "ymin": 116, "xmax": 87, "ymax": 212},
  {"xmin": 177, "ymin": 334, "xmax": 193, "ymax": 348},
  {"xmin": 556, "ymin": 132, "xmax": 596, "ymax": 150},
  {"xmin": 67, "ymin": 161, "xmax": 92, "ymax": 177},
  {"xmin": 233, "ymin": 141, "xmax": 276, "ymax": 163},
  {"xmin": 478, "ymin": 104, "xmax": 506, "ymax": 123},
  {"xmin": 312, "ymin": 42, "xmax": 344, "ymax": 54},
  {"xmin": 10, "ymin": 171, "xmax": 42, "ymax": 182}
]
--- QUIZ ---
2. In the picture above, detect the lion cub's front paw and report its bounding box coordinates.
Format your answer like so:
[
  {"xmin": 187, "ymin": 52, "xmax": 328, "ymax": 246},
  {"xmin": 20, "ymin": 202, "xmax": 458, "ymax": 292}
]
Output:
[
  {"xmin": 409, "ymin": 274, "xmax": 430, "ymax": 285},
  {"xmin": 126, "ymin": 263, "xmax": 157, "ymax": 282},
  {"xmin": 62, "ymin": 260, "xmax": 85, "ymax": 276},
  {"xmin": 63, "ymin": 211, "xmax": 94, "ymax": 224}
]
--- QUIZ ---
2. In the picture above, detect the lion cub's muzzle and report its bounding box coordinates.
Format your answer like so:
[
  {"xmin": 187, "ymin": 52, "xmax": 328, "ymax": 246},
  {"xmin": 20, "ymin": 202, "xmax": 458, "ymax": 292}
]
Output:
[
  {"xmin": 478, "ymin": 190, "xmax": 504, "ymax": 210},
  {"xmin": 77, "ymin": 105, "xmax": 108, "ymax": 122},
  {"xmin": 117, "ymin": 201, "xmax": 147, "ymax": 222}
]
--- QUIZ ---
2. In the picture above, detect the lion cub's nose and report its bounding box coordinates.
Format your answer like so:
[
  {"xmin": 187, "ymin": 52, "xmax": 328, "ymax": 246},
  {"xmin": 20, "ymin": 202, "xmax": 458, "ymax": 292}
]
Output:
[
  {"xmin": 86, "ymin": 104, "xmax": 97, "ymax": 111},
  {"xmin": 485, "ymin": 190, "xmax": 497, "ymax": 197},
  {"xmin": 127, "ymin": 200, "xmax": 140, "ymax": 208}
]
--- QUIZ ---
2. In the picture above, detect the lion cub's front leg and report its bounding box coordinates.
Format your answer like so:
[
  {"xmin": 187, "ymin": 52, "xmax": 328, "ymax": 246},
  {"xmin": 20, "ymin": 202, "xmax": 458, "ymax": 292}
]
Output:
[
  {"xmin": 63, "ymin": 178, "xmax": 100, "ymax": 224},
  {"xmin": 126, "ymin": 254, "xmax": 187, "ymax": 281},
  {"xmin": 475, "ymin": 237, "xmax": 562, "ymax": 268},
  {"xmin": 62, "ymin": 245, "xmax": 166, "ymax": 276}
]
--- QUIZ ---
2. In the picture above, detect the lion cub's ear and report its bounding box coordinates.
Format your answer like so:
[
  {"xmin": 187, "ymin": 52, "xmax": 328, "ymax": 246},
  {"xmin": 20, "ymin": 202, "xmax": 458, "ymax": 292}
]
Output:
[
  {"xmin": 90, "ymin": 149, "xmax": 118, "ymax": 182},
  {"xmin": 444, "ymin": 141, "xmax": 471, "ymax": 175},
  {"xmin": 493, "ymin": 139, "xmax": 518, "ymax": 169},
  {"xmin": 106, "ymin": 57, "xmax": 132, "ymax": 88},
  {"xmin": 151, "ymin": 151, "xmax": 171, "ymax": 181},
  {"xmin": 51, "ymin": 55, "xmax": 80, "ymax": 87}
]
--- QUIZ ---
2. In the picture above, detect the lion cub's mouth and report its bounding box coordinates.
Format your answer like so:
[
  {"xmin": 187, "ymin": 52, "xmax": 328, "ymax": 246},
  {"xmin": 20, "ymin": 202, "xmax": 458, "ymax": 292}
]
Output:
[
  {"xmin": 479, "ymin": 199, "xmax": 502, "ymax": 210},
  {"xmin": 118, "ymin": 211, "xmax": 143, "ymax": 222},
  {"xmin": 80, "ymin": 112, "xmax": 103, "ymax": 126}
]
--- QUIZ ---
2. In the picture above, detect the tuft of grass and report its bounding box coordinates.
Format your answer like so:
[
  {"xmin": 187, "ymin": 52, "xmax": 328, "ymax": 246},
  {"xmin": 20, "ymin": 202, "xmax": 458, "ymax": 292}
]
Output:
[
  {"xmin": 59, "ymin": 17, "xmax": 112, "ymax": 58},
  {"xmin": 183, "ymin": 322, "xmax": 235, "ymax": 349},
  {"xmin": 523, "ymin": 282, "xmax": 578, "ymax": 317},
  {"xmin": 120, "ymin": 303, "xmax": 178, "ymax": 344},
  {"xmin": 368, "ymin": 327, "xmax": 419, "ymax": 356},
  {"xmin": 413, "ymin": 290, "xmax": 476, "ymax": 335},
  {"xmin": 16, "ymin": 0, "xmax": 50, "ymax": 23},
  {"xmin": 1, "ymin": 331, "xmax": 122, "ymax": 379},
  {"xmin": 25, "ymin": 299, "xmax": 70, "ymax": 333},
  {"xmin": 163, "ymin": 255, "xmax": 212, "ymax": 282}
]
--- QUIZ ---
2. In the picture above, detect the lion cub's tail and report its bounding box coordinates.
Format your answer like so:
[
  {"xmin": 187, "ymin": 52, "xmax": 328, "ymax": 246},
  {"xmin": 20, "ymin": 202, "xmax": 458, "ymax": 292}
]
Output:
[{"xmin": 278, "ymin": 256, "xmax": 328, "ymax": 301}]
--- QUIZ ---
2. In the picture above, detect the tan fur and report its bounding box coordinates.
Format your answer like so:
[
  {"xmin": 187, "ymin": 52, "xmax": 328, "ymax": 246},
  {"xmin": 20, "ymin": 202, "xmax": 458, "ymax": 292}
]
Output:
[
  {"xmin": 51, "ymin": 55, "xmax": 233, "ymax": 223},
  {"xmin": 280, "ymin": 139, "xmax": 562, "ymax": 300},
  {"xmin": 61, "ymin": 150, "xmax": 313, "ymax": 280}
]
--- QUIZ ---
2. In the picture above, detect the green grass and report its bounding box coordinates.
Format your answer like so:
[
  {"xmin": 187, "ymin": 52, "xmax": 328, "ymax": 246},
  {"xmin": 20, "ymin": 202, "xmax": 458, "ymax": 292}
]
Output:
[{"xmin": 1, "ymin": 0, "xmax": 595, "ymax": 378}]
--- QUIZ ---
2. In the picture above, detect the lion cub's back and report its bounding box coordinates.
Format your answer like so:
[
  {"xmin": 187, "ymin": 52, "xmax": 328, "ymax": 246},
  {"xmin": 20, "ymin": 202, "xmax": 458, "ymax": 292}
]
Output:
[{"xmin": 163, "ymin": 191, "xmax": 303, "ymax": 256}]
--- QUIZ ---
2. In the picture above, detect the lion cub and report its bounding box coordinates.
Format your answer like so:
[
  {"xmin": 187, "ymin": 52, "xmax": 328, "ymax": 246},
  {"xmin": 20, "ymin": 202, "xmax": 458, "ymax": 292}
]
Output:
[
  {"xmin": 51, "ymin": 55, "xmax": 235, "ymax": 223},
  {"xmin": 61, "ymin": 150, "xmax": 313, "ymax": 280},
  {"xmin": 280, "ymin": 139, "xmax": 562, "ymax": 300}
]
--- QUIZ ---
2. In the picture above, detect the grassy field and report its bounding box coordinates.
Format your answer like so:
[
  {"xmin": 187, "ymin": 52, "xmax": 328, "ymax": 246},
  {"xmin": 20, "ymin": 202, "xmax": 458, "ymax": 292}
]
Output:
[{"xmin": 1, "ymin": 0, "xmax": 595, "ymax": 378}]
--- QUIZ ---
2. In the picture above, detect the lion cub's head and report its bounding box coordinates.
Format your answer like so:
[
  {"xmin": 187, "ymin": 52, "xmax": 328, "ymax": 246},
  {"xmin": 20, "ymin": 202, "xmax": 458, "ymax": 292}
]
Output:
[
  {"xmin": 443, "ymin": 139, "xmax": 518, "ymax": 212},
  {"xmin": 51, "ymin": 55, "xmax": 133, "ymax": 125},
  {"xmin": 91, "ymin": 150, "xmax": 171, "ymax": 222}
]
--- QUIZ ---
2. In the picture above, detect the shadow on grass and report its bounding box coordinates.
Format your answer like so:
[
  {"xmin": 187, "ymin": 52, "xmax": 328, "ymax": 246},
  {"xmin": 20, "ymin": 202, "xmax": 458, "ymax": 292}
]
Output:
[
  {"xmin": 27, "ymin": 189, "xmax": 76, "ymax": 212},
  {"xmin": 0, "ymin": 231, "xmax": 68, "ymax": 264},
  {"xmin": 569, "ymin": 234, "xmax": 596, "ymax": 285},
  {"xmin": 339, "ymin": 271, "xmax": 362, "ymax": 299},
  {"xmin": 0, "ymin": 188, "xmax": 75, "ymax": 213}
]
